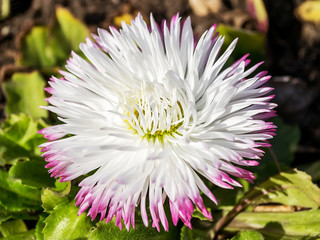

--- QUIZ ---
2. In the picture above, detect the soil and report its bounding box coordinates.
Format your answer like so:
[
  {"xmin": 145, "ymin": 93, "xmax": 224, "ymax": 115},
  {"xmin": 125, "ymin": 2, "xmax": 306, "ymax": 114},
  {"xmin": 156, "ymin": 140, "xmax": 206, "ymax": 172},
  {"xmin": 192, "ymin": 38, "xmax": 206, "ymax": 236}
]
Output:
[{"xmin": 1, "ymin": 0, "xmax": 320, "ymax": 165}]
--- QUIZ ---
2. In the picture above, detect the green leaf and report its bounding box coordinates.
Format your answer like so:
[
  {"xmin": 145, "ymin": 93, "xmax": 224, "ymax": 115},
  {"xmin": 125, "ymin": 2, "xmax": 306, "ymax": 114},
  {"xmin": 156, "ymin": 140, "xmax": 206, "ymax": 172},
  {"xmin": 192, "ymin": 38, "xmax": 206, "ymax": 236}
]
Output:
[
  {"xmin": 17, "ymin": 26, "xmax": 55, "ymax": 68},
  {"xmin": 0, "ymin": 219, "xmax": 27, "ymax": 237},
  {"xmin": 41, "ymin": 181, "xmax": 71, "ymax": 212},
  {"xmin": 0, "ymin": 136, "xmax": 28, "ymax": 165},
  {"xmin": 2, "ymin": 72, "xmax": 48, "ymax": 118},
  {"xmin": 3, "ymin": 114, "xmax": 46, "ymax": 152},
  {"xmin": 231, "ymin": 230, "xmax": 264, "ymax": 240},
  {"xmin": 216, "ymin": 24, "xmax": 265, "ymax": 63},
  {"xmin": 43, "ymin": 201, "xmax": 95, "ymax": 240},
  {"xmin": 180, "ymin": 226, "xmax": 212, "ymax": 240},
  {"xmin": 255, "ymin": 117, "xmax": 300, "ymax": 182},
  {"xmin": 297, "ymin": 161, "xmax": 320, "ymax": 182},
  {"xmin": 192, "ymin": 208, "xmax": 213, "ymax": 222},
  {"xmin": 35, "ymin": 214, "xmax": 47, "ymax": 240},
  {"xmin": 88, "ymin": 220, "xmax": 169, "ymax": 240},
  {"xmin": 46, "ymin": 7, "xmax": 90, "ymax": 66},
  {"xmin": 52, "ymin": 180, "xmax": 70, "ymax": 192},
  {"xmin": 225, "ymin": 209, "xmax": 320, "ymax": 239},
  {"xmin": 9, "ymin": 160, "xmax": 55, "ymax": 188},
  {"xmin": 0, "ymin": 114, "xmax": 47, "ymax": 164},
  {"xmin": 217, "ymin": 170, "xmax": 320, "ymax": 239},
  {"xmin": 0, "ymin": 208, "xmax": 10, "ymax": 224},
  {"xmin": 0, "ymin": 203, "xmax": 38, "ymax": 222},
  {"xmin": 0, "ymin": 169, "xmax": 41, "ymax": 212},
  {"xmin": 0, "ymin": 229, "xmax": 36, "ymax": 240},
  {"xmin": 17, "ymin": 7, "xmax": 89, "ymax": 69},
  {"xmin": 246, "ymin": 169, "xmax": 320, "ymax": 209},
  {"xmin": 55, "ymin": 6, "xmax": 89, "ymax": 48}
]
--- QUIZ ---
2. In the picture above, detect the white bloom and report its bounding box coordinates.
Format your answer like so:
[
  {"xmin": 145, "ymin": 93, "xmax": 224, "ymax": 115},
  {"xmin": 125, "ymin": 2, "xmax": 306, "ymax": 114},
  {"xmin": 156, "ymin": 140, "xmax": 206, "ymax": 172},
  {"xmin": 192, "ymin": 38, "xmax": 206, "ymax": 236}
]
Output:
[{"xmin": 39, "ymin": 13, "xmax": 276, "ymax": 231}]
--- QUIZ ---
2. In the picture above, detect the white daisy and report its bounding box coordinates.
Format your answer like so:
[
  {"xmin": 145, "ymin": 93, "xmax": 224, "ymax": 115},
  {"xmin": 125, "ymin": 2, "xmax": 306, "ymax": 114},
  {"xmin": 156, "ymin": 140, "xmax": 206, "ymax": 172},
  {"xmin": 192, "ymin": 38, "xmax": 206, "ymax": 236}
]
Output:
[{"xmin": 39, "ymin": 13, "xmax": 276, "ymax": 231}]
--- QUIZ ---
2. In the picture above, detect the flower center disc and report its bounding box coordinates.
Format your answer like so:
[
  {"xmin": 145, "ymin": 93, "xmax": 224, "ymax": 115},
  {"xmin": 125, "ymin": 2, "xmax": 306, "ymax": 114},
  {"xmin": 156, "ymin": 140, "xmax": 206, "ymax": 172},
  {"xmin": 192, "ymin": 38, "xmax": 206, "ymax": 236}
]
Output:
[{"xmin": 122, "ymin": 84, "xmax": 184, "ymax": 143}]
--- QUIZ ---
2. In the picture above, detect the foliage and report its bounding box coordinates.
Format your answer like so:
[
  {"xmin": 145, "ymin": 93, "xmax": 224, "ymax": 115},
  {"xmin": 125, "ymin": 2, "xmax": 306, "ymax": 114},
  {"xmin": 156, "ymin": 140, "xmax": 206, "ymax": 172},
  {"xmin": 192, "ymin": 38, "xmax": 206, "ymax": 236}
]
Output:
[
  {"xmin": 42, "ymin": 201, "xmax": 95, "ymax": 240},
  {"xmin": 218, "ymin": 170, "xmax": 320, "ymax": 239},
  {"xmin": 2, "ymin": 72, "xmax": 48, "ymax": 119},
  {"xmin": 0, "ymin": 7, "xmax": 318, "ymax": 240},
  {"xmin": 231, "ymin": 230, "xmax": 264, "ymax": 240},
  {"xmin": 0, "ymin": 113, "xmax": 47, "ymax": 164},
  {"xmin": 216, "ymin": 24, "xmax": 265, "ymax": 63},
  {"xmin": 17, "ymin": 7, "xmax": 89, "ymax": 70}
]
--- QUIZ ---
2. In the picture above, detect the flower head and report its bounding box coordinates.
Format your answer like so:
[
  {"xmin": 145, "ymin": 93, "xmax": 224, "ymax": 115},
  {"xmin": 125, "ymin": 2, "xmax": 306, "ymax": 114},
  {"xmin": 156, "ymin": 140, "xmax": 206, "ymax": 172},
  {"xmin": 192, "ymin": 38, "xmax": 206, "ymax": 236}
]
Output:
[{"xmin": 39, "ymin": 13, "xmax": 276, "ymax": 231}]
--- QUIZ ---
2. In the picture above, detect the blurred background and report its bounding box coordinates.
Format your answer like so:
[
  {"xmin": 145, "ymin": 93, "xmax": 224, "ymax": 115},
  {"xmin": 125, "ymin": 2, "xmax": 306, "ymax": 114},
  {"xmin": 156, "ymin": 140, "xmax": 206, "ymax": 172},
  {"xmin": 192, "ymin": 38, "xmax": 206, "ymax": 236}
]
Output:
[{"xmin": 0, "ymin": 0, "xmax": 319, "ymax": 180}]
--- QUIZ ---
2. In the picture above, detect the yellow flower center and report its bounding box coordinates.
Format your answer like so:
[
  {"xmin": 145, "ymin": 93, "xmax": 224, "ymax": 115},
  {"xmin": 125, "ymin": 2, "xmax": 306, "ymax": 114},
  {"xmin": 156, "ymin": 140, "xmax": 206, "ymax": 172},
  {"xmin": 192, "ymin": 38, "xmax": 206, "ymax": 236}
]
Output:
[{"xmin": 122, "ymin": 84, "xmax": 185, "ymax": 143}]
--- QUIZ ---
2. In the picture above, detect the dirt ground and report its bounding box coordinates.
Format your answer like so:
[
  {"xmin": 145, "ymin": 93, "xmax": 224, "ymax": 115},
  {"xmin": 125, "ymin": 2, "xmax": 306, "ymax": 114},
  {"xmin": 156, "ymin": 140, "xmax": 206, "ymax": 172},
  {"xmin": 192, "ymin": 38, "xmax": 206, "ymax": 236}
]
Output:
[{"xmin": 1, "ymin": 0, "xmax": 320, "ymax": 166}]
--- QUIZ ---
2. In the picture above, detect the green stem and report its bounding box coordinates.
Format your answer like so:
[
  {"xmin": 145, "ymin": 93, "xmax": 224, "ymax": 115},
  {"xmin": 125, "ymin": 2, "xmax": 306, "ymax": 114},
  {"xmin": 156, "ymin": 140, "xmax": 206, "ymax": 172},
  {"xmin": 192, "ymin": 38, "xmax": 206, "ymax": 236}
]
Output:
[{"xmin": 268, "ymin": 148, "xmax": 281, "ymax": 173}]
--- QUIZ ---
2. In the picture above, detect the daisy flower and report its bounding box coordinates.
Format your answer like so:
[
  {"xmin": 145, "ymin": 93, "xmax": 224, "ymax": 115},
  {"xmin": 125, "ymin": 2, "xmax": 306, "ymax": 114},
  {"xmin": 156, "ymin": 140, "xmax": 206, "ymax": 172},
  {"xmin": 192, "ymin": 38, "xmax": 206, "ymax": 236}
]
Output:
[{"xmin": 39, "ymin": 13, "xmax": 276, "ymax": 231}]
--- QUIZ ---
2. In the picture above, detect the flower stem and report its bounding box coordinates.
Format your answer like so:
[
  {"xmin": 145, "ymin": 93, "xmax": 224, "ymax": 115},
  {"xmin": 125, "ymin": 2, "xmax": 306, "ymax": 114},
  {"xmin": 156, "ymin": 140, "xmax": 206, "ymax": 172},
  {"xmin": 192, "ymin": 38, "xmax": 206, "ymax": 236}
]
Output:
[{"xmin": 268, "ymin": 148, "xmax": 281, "ymax": 173}]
